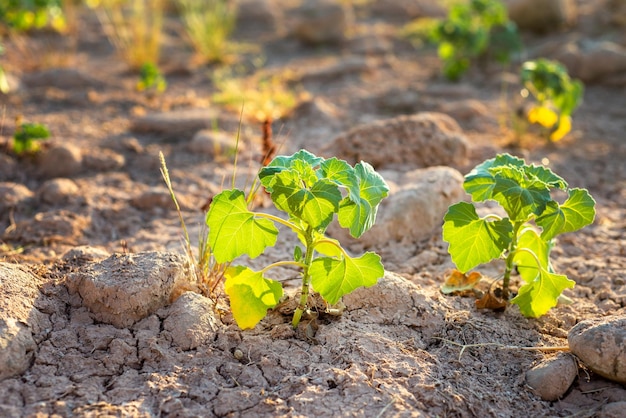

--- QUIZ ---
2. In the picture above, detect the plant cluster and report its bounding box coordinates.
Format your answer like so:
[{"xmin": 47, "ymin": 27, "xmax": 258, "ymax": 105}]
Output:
[
  {"xmin": 176, "ymin": 0, "xmax": 238, "ymax": 65},
  {"xmin": 12, "ymin": 121, "xmax": 50, "ymax": 155},
  {"xmin": 136, "ymin": 61, "xmax": 166, "ymax": 93},
  {"xmin": 443, "ymin": 154, "xmax": 595, "ymax": 317},
  {"xmin": 428, "ymin": 0, "xmax": 521, "ymax": 80},
  {"xmin": 520, "ymin": 59, "xmax": 584, "ymax": 142},
  {"xmin": 205, "ymin": 150, "xmax": 389, "ymax": 329},
  {"xmin": 0, "ymin": 0, "xmax": 67, "ymax": 32}
]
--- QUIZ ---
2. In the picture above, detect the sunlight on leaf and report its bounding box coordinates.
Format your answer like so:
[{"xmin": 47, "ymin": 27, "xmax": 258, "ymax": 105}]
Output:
[
  {"xmin": 528, "ymin": 106, "xmax": 558, "ymax": 128},
  {"xmin": 224, "ymin": 266, "xmax": 283, "ymax": 329},
  {"xmin": 536, "ymin": 188, "xmax": 596, "ymax": 241},
  {"xmin": 310, "ymin": 252, "xmax": 383, "ymax": 305},
  {"xmin": 511, "ymin": 269, "xmax": 575, "ymax": 317}
]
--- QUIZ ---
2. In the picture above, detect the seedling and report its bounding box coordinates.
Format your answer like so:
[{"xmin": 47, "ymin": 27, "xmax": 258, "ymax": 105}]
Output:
[
  {"xmin": 13, "ymin": 121, "xmax": 50, "ymax": 155},
  {"xmin": 176, "ymin": 0, "xmax": 239, "ymax": 64},
  {"xmin": 520, "ymin": 59, "xmax": 584, "ymax": 141},
  {"xmin": 0, "ymin": 0, "xmax": 67, "ymax": 32},
  {"xmin": 206, "ymin": 150, "xmax": 389, "ymax": 329},
  {"xmin": 136, "ymin": 62, "xmax": 167, "ymax": 93},
  {"xmin": 429, "ymin": 0, "xmax": 521, "ymax": 80},
  {"xmin": 0, "ymin": 43, "xmax": 8, "ymax": 94},
  {"xmin": 442, "ymin": 154, "xmax": 595, "ymax": 317}
]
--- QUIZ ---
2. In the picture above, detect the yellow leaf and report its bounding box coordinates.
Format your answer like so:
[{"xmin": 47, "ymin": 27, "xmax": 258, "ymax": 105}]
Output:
[
  {"xmin": 528, "ymin": 106, "xmax": 558, "ymax": 128},
  {"xmin": 550, "ymin": 115, "xmax": 571, "ymax": 141},
  {"xmin": 441, "ymin": 269, "xmax": 482, "ymax": 294}
]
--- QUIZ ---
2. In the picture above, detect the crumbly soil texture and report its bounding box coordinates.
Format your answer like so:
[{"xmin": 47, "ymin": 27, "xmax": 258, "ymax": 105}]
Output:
[{"xmin": 1, "ymin": 2, "xmax": 625, "ymax": 417}]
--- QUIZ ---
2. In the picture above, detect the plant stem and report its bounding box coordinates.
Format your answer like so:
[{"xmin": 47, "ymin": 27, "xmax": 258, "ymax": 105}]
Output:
[
  {"xmin": 292, "ymin": 227, "xmax": 315, "ymax": 328},
  {"xmin": 502, "ymin": 221, "xmax": 523, "ymax": 300}
]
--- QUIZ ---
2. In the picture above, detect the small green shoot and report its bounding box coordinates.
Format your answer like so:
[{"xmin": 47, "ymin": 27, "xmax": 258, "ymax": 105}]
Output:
[
  {"xmin": 206, "ymin": 150, "xmax": 389, "ymax": 329},
  {"xmin": 0, "ymin": 42, "xmax": 8, "ymax": 94},
  {"xmin": 136, "ymin": 62, "xmax": 167, "ymax": 93},
  {"xmin": 442, "ymin": 153, "xmax": 596, "ymax": 317},
  {"xmin": 429, "ymin": 0, "xmax": 522, "ymax": 80},
  {"xmin": 13, "ymin": 122, "xmax": 50, "ymax": 155},
  {"xmin": 0, "ymin": 0, "xmax": 67, "ymax": 32},
  {"xmin": 521, "ymin": 59, "xmax": 584, "ymax": 141}
]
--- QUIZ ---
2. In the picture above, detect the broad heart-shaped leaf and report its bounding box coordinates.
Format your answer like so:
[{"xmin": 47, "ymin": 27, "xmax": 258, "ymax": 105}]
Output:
[
  {"xmin": 268, "ymin": 170, "xmax": 341, "ymax": 230},
  {"xmin": 337, "ymin": 162, "xmax": 389, "ymax": 238},
  {"xmin": 206, "ymin": 189, "xmax": 278, "ymax": 263},
  {"xmin": 442, "ymin": 202, "xmax": 513, "ymax": 273},
  {"xmin": 224, "ymin": 265, "xmax": 283, "ymax": 329},
  {"xmin": 320, "ymin": 157, "xmax": 359, "ymax": 201},
  {"xmin": 309, "ymin": 252, "xmax": 383, "ymax": 305},
  {"xmin": 490, "ymin": 173, "xmax": 552, "ymax": 221},
  {"xmin": 511, "ymin": 269, "xmax": 575, "ymax": 317},
  {"xmin": 513, "ymin": 228, "xmax": 550, "ymax": 284},
  {"xmin": 536, "ymin": 188, "xmax": 596, "ymax": 241},
  {"xmin": 258, "ymin": 149, "xmax": 323, "ymax": 190},
  {"xmin": 464, "ymin": 154, "xmax": 525, "ymax": 201}
]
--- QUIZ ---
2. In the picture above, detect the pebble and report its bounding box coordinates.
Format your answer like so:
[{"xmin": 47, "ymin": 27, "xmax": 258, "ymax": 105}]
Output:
[
  {"xmin": 163, "ymin": 292, "xmax": 220, "ymax": 350},
  {"xmin": 525, "ymin": 353, "xmax": 578, "ymax": 401},
  {"xmin": 568, "ymin": 316, "xmax": 626, "ymax": 384},
  {"xmin": 39, "ymin": 143, "xmax": 83, "ymax": 178}
]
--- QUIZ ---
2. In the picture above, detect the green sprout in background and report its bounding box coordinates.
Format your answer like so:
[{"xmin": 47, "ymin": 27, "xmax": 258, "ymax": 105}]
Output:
[
  {"xmin": 13, "ymin": 121, "xmax": 51, "ymax": 155},
  {"xmin": 521, "ymin": 59, "xmax": 584, "ymax": 142},
  {"xmin": 443, "ymin": 154, "xmax": 595, "ymax": 317},
  {"xmin": 136, "ymin": 62, "xmax": 167, "ymax": 93}
]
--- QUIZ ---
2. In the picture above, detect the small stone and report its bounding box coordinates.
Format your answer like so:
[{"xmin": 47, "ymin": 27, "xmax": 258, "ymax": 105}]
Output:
[
  {"xmin": 62, "ymin": 246, "xmax": 110, "ymax": 266},
  {"xmin": 130, "ymin": 188, "xmax": 182, "ymax": 211},
  {"xmin": 236, "ymin": 0, "xmax": 284, "ymax": 36},
  {"xmin": 293, "ymin": 0, "xmax": 352, "ymax": 45},
  {"xmin": 37, "ymin": 178, "xmax": 80, "ymax": 205},
  {"xmin": 525, "ymin": 353, "xmax": 578, "ymax": 401},
  {"xmin": 0, "ymin": 318, "xmax": 37, "ymax": 381},
  {"xmin": 21, "ymin": 68, "xmax": 106, "ymax": 90},
  {"xmin": 66, "ymin": 252, "xmax": 189, "ymax": 328},
  {"xmin": 551, "ymin": 40, "xmax": 626, "ymax": 84},
  {"xmin": 568, "ymin": 316, "xmax": 626, "ymax": 384},
  {"xmin": 39, "ymin": 143, "xmax": 83, "ymax": 178},
  {"xmin": 83, "ymin": 148, "xmax": 125, "ymax": 171},
  {"xmin": 0, "ymin": 182, "xmax": 34, "ymax": 210},
  {"xmin": 599, "ymin": 402, "xmax": 626, "ymax": 418},
  {"xmin": 188, "ymin": 130, "xmax": 240, "ymax": 157},
  {"xmin": 504, "ymin": 0, "xmax": 576, "ymax": 33},
  {"xmin": 163, "ymin": 292, "xmax": 220, "ymax": 350},
  {"xmin": 130, "ymin": 108, "xmax": 238, "ymax": 139}
]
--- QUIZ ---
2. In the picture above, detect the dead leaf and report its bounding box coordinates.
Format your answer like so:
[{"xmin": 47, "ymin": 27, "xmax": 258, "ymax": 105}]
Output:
[
  {"xmin": 475, "ymin": 292, "xmax": 507, "ymax": 312},
  {"xmin": 441, "ymin": 270, "xmax": 483, "ymax": 294}
]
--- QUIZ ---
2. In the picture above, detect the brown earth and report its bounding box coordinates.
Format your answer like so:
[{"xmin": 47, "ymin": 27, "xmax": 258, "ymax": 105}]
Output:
[{"xmin": 1, "ymin": 1, "xmax": 625, "ymax": 417}]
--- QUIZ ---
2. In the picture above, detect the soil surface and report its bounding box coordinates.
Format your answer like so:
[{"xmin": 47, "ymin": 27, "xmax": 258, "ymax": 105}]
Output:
[{"xmin": 1, "ymin": 1, "xmax": 625, "ymax": 417}]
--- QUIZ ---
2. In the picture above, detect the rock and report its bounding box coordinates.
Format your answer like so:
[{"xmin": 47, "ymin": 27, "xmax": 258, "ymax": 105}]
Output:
[
  {"xmin": 328, "ymin": 166, "xmax": 465, "ymax": 246},
  {"xmin": 130, "ymin": 108, "xmax": 238, "ymax": 139},
  {"xmin": 0, "ymin": 318, "xmax": 36, "ymax": 381},
  {"xmin": 599, "ymin": 402, "xmax": 626, "ymax": 418},
  {"xmin": 83, "ymin": 148, "xmax": 125, "ymax": 171},
  {"xmin": 66, "ymin": 252, "xmax": 189, "ymax": 328},
  {"xmin": 39, "ymin": 143, "xmax": 83, "ymax": 178},
  {"xmin": 568, "ymin": 316, "xmax": 626, "ymax": 384},
  {"xmin": 236, "ymin": 0, "xmax": 284, "ymax": 36},
  {"xmin": 292, "ymin": 0, "xmax": 352, "ymax": 45},
  {"xmin": 525, "ymin": 353, "xmax": 578, "ymax": 401},
  {"xmin": 130, "ymin": 188, "xmax": 181, "ymax": 211},
  {"xmin": 0, "ymin": 154, "xmax": 17, "ymax": 181},
  {"xmin": 188, "ymin": 130, "xmax": 240, "ymax": 157},
  {"xmin": 163, "ymin": 292, "xmax": 220, "ymax": 350},
  {"xmin": 5, "ymin": 210, "xmax": 89, "ymax": 245},
  {"xmin": 21, "ymin": 68, "xmax": 106, "ymax": 90},
  {"xmin": 37, "ymin": 178, "xmax": 80, "ymax": 205},
  {"xmin": 369, "ymin": 0, "xmax": 446, "ymax": 21},
  {"xmin": 0, "ymin": 263, "xmax": 45, "ymax": 380},
  {"xmin": 297, "ymin": 56, "xmax": 373, "ymax": 83},
  {"xmin": 0, "ymin": 182, "xmax": 34, "ymax": 210},
  {"xmin": 552, "ymin": 40, "xmax": 626, "ymax": 84},
  {"xmin": 323, "ymin": 112, "xmax": 469, "ymax": 170},
  {"xmin": 504, "ymin": 0, "xmax": 576, "ymax": 33},
  {"xmin": 436, "ymin": 100, "xmax": 490, "ymax": 126}
]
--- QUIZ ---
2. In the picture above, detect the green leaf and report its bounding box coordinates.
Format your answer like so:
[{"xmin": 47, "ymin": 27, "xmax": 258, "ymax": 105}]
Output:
[
  {"xmin": 464, "ymin": 153, "xmax": 524, "ymax": 201},
  {"xmin": 224, "ymin": 266, "xmax": 283, "ymax": 329},
  {"xmin": 259, "ymin": 149, "xmax": 323, "ymax": 189},
  {"xmin": 490, "ymin": 172, "xmax": 551, "ymax": 220},
  {"xmin": 536, "ymin": 188, "xmax": 596, "ymax": 241},
  {"xmin": 442, "ymin": 202, "xmax": 512, "ymax": 272},
  {"xmin": 320, "ymin": 157, "xmax": 359, "ymax": 201},
  {"xmin": 310, "ymin": 252, "xmax": 383, "ymax": 305},
  {"xmin": 513, "ymin": 229, "xmax": 550, "ymax": 283},
  {"xmin": 511, "ymin": 269, "xmax": 575, "ymax": 317},
  {"xmin": 337, "ymin": 162, "xmax": 389, "ymax": 238},
  {"xmin": 268, "ymin": 170, "xmax": 341, "ymax": 230},
  {"xmin": 206, "ymin": 189, "xmax": 279, "ymax": 263}
]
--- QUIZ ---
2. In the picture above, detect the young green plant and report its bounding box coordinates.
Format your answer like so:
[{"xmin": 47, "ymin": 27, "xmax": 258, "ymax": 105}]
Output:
[
  {"xmin": 12, "ymin": 121, "xmax": 50, "ymax": 155},
  {"xmin": 136, "ymin": 62, "xmax": 167, "ymax": 93},
  {"xmin": 206, "ymin": 150, "xmax": 389, "ymax": 329},
  {"xmin": 442, "ymin": 154, "xmax": 595, "ymax": 317},
  {"xmin": 429, "ymin": 0, "xmax": 521, "ymax": 80},
  {"xmin": 521, "ymin": 59, "xmax": 584, "ymax": 141}
]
